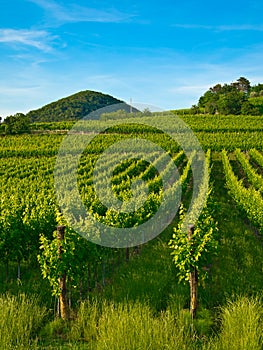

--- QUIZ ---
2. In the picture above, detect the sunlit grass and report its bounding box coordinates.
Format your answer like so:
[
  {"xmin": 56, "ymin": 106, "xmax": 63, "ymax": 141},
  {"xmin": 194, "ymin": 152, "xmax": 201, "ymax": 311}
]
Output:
[
  {"xmin": 67, "ymin": 299, "xmax": 194, "ymax": 350},
  {"xmin": 205, "ymin": 297, "xmax": 263, "ymax": 350},
  {"xmin": 0, "ymin": 294, "xmax": 46, "ymax": 349}
]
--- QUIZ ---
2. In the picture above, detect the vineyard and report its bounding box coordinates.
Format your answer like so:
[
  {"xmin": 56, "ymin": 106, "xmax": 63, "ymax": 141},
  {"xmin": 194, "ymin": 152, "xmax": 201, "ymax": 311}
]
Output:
[{"xmin": 0, "ymin": 113, "xmax": 263, "ymax": 349}]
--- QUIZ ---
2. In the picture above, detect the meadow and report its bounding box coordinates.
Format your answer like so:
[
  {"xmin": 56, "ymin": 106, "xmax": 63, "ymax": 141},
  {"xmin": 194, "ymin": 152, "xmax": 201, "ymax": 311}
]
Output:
[{"xmin": 0, "ymin": 113, "xmax": 262, "ymax": 349}]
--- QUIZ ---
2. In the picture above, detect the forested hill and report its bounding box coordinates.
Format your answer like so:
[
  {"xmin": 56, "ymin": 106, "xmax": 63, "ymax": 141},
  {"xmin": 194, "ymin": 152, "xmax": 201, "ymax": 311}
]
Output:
[{"xmin": 27, "ymin": 90, "xmax": 123, "ymax": 122}]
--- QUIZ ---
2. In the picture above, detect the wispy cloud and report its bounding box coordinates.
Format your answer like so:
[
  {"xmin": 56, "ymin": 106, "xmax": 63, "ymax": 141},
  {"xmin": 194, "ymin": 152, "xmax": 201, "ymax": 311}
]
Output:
[
  {"xmin": 170, "ymin": 84, "xmax": 211, "ymax": 94},
  {"xmin": 218, "ymin": 24, "xmax": 263, "ymax": 31},
  {"xmin": 173, "ymin": 23, "xmax": 263, "ymax": 32},
  {"xmin": 0, "ymin": 85, "xmax": 41, "ymax": 95},
  {"xmin": 28, "ymin": 0, "xmax": 135, "ymax": 26},
  {"xmin": 0, "ymin": 29, "xmax": 58, "ymax": 51}
]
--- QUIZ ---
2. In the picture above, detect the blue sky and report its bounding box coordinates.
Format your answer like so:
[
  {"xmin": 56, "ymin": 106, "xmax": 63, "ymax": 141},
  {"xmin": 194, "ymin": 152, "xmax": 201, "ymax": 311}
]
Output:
[{"xmin": 1, "ymin": 0, "xmax": 263, "ymax": 117}]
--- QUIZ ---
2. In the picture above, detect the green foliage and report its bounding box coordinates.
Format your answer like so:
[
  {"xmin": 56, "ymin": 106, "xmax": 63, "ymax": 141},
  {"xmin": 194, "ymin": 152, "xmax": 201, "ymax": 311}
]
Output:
[
  {"xmin": 170, "ymin": 108, "xmax": 194, "ymax": 115},
  {"xmin": 0, "ymin": 182, "xmax": 57, "ymax": 269},
  {"xmin": 100, "ymin": 108, "xmax": 153, "ymax": 120},
  {"xmin": 249, "ymin": 148, "xmax": 263, "ymax": 168},
  {"xmin": 247, "ymin": 96, "xmax": 263, "ymax": 114},
  {"xmin": 26, "ymin": 90, "xmax": 122, "ymax": 122},
  {"xmin": 38, "ymin": 226, "xmax": 95, "ymax": 297},
  {"xmin": 249, "ymin": 83, "xmax": 263, "ymax": 95},
  {"xmin": 3, "ymin": 113, "xmax": 30, "ymax": 134},
  {"xmin": 217, "ymin": 90, "xmax": 246, "ymax": 115},
  {"xmin": 222, "ymin": 150, "xmax": 263, "ymax": 233},
  {"xmin": 169, "ymin": 199, "xmax": 218, "ymax": 283},
  {"xmin": 197, "ymin": 77, "xmax": 263, "ymax": 115},
  {"xmin": 169, "ymin": 150, "xmax": 218, "ymax": 284},
  {"xmin": 180, "ymin": 114, "xmax": 263, "ymax": 150},
  {"xmin": 30, "ymin": 121, "xmax": 75, "ymax": 131},
  {"xmin": 235, "ymin": 149, "xmax": 263, "ymax": 194},
  {"xmin": 39, "ymin": 317, "xmax": 71, "ymax": 340}
]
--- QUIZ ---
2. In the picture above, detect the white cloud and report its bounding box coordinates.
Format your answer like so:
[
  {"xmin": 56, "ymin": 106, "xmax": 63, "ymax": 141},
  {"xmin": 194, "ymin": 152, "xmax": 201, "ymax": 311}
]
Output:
[
  {"xmin": 218, "ymin": 24, "xmax": 263, "ymax": 31},
  {"xmin": 28, "ymin": 0, "xmax": 135, "ymax": 26},
  {"xmin": 170, "ymin": 85, "xmax": 211, "ymax": 94},
  {"xmin": 0, "ymin": 29, "xmax": 58, "ymax": 51},
  {"xmin": 173, "ymin": 23, "xmax": 263, "ymax": 32},
  {"xmin": 173, "ymin": 24, "xmax": 212, "ymax": 30}
]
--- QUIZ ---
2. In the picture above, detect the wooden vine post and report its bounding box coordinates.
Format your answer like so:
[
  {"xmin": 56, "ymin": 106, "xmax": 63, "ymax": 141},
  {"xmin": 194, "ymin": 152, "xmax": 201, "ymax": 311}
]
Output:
[
  {"xmin": 57, "ymin": 225, "xmax": 70, "ymax": 320},
  {"xmin": 188, "ymin": 224, "xmax": 198, "ymax": 319}
]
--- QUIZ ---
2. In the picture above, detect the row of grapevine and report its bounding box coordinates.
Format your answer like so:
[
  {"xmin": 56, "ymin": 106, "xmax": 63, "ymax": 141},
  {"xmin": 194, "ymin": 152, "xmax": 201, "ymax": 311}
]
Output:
[
  {"xmin": 181, "ymin": 114, "xmax": 263, "ymax": 132},
  {"xmin": 0, "ymin": 136, "xmax": 116, "ymax": 286},
  {"xmin": 234, "ymin": 149, "xmax": 263, "ymax": 194},
  {"xmin": 24, "ymin": 113, "xmax": 263, "ymax": 134},
  {"xmin": 249, "ymin": 148, "xmax": 263, "ymax": 169},
  {"xmin": 169, "ymin": 149, "xmax": 219, "ymax": 318},
  {"xmin": 56, "ymin": 139, "xmax": 191, "ymax": 232},
  {"xmin": 222, "ymin": 150, "xmax": 263, "ymax": 234},
  {"xmin": 194, "ymin": 131, "xmax": 263, "ymax": 151},
  {"xmin": 58, "ymin": 114, "xmax": 263, "ymax": 152},
  {"xmin": 0, "ymin": 134, "xmax": 63, "ymax": 158}
]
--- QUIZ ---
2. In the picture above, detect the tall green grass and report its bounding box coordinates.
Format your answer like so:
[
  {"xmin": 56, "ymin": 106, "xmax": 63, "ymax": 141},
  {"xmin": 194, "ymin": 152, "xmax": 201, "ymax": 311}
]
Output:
[
  {"xmin": 68, "ymin": 299, "xmax": 194, "ymax": 350},
  {"xmin": 56, "ymin": 297, "xmax": 263, "ymax": 350},
  {"xmin": 0, "ymin": 294, "xmax": 46, "ymax": 349},
  {"xmin": 36, "ymin": 296, "xmax": 263, "ymax": 349},
  {"xmin": 206, "ymin": 297, "xmax": 263, "ymax": 350}
]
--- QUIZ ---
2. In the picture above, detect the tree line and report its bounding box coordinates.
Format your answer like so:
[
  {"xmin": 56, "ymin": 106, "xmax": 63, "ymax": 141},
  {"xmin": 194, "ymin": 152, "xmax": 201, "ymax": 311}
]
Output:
[
  {"xmin": 192, "ymin": 77, "xmax": 263, "ymax": 115},
  {"xmin": 0, "ymin": 113, "xmax": 30, "ymax": 135}
]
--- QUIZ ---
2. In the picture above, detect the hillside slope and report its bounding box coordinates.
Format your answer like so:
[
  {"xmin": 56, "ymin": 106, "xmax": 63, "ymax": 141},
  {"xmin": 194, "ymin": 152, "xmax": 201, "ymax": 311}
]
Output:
[{"xmin": 27, "ymin": 90, "xmax": 123, "ymax": 122}]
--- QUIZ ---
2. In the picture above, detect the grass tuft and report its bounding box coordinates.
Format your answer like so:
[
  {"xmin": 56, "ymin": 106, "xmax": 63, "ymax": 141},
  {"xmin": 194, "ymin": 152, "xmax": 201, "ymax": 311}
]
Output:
[{"xmin": 0, "ymin": 293, "xmax": 46, "ymax": 349}]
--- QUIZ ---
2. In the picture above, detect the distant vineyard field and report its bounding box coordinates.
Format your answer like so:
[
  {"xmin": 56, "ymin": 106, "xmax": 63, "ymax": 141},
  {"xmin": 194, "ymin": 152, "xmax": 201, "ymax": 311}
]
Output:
[{"xmin": 1, "ymin": 114, "xmax": 263, "ymax": 271}]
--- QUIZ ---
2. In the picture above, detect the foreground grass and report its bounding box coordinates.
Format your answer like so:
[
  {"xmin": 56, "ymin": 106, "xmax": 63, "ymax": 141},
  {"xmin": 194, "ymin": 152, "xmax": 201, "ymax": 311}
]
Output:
[
  {"xmin": 37, "ymin": 296, "xmax": 263, "ymax": 349},
  {"xmin": 1, "ymin": 293, "xmax": 262, "ymax": 349},
  {"xmin": 206, "ymin": 297, "xmax": 263, "ymax": 350},
  {"xmin": 0, "ymin": 294, "xmax": 46, "ymax": 349},
  {"xmin": 67, "ymin": 300, "xmax": 193, "ymax": 350}
]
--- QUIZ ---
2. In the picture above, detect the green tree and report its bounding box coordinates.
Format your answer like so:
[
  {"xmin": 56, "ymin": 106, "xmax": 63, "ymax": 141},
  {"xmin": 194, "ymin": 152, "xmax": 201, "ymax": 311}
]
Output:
[
  {"xmin": 4, "ymin": 113, "xmax": 30, "ymax": 134},
  {"xmin": 241, "ymin": 101, "xmax": 261, "ymax": 115},
  {"xmin": 190, "ymin": 105, "xmax": 200, "ymax": 114},
  {"xmin": 209, "ymin": 83, "xmax": 222, "ymax": 93},
  {"xmin": 217, "ymin": 90, "xmax": 246, "ymax": 115},
  {"xmin": 232, "ymin": 76, "xmax": 251, "ymax": 93},
  {"xmin": 198, "ymin": 90, "xmax": 218, "ymax": 111},
  {"xmin": 198, "ymin": 77, "xmax": 252, "ymax": 115},
  {"xmin": 250, "ymin": 83, "xmax": 263, "ymax": 95}
]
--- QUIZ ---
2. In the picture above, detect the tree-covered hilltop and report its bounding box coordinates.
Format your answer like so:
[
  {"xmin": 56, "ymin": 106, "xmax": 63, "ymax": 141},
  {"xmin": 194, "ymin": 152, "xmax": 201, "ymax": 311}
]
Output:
[
  {"xmin": 194, "ymin": 77, "xmax": 263, "ymax": 115},
  {"xmin": 27, "ymin": 90, "xmax": 123, "ymax": 122},
  {"xmin": 2, "ymin": 113, "xmax": 30, "ymax": 135}
]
